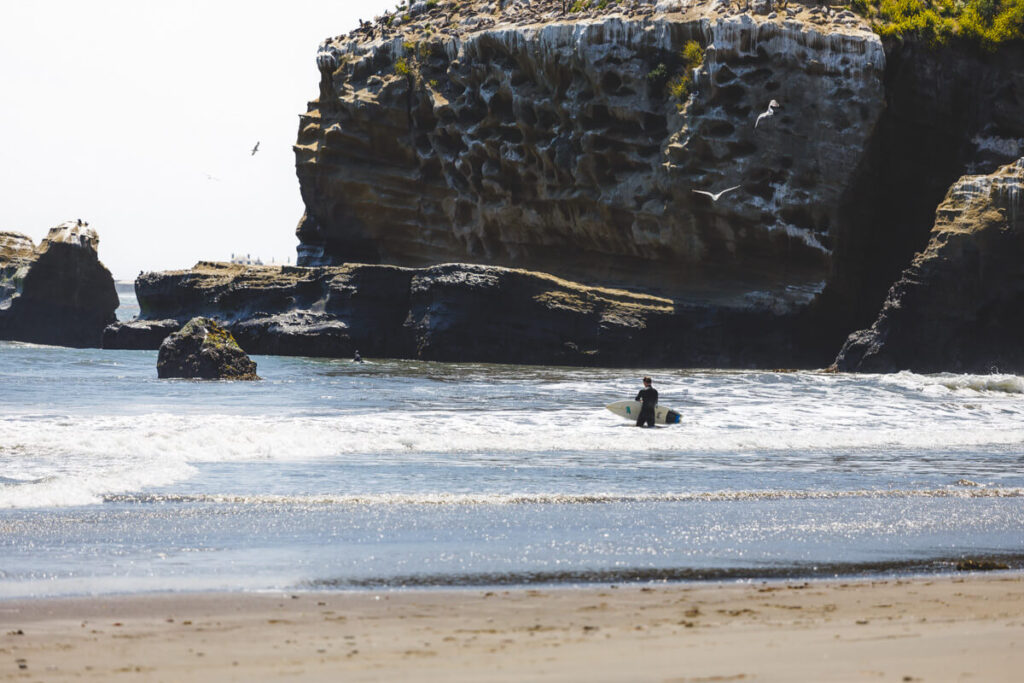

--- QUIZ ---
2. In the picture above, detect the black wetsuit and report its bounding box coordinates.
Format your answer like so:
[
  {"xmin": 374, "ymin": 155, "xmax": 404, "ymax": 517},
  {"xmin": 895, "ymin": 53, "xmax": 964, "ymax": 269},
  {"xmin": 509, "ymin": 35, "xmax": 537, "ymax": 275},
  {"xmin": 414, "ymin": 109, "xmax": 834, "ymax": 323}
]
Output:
[{"xmin": 635, "ymin": 386, "xmax": 658, "ymax": 427}]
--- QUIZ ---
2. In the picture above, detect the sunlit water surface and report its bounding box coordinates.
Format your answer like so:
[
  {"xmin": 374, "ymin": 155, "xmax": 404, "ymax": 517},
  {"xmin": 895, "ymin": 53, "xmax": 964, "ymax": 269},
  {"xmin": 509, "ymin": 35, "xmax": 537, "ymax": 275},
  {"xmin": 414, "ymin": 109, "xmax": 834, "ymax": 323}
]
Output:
[{"xmin": 2, "ymin": 327, "xmax": 1023, "ymax": 597}]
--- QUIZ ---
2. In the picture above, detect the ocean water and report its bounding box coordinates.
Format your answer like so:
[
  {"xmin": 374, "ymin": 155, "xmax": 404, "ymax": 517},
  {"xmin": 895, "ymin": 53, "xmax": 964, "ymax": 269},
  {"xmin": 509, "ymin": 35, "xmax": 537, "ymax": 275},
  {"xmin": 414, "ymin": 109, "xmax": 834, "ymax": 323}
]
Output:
[{"xmin": 2, "ymin": 301, "xmax": 1024, "ymax": 597}]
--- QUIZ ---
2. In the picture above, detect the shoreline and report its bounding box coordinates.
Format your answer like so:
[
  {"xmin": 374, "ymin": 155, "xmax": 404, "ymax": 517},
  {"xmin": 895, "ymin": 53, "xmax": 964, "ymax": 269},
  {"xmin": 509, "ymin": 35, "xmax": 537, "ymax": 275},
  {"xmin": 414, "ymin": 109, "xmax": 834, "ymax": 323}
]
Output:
[{"xmin": 3, "ymin": 574, "xmax": 1022, "ymax": 681}]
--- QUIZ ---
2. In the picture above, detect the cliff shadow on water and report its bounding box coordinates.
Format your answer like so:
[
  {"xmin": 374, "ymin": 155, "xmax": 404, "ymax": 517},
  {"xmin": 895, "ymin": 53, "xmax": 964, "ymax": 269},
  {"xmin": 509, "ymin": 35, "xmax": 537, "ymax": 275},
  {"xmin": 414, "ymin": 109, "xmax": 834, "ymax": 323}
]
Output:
[{"xmin": 812, "ymin": 38, "xmax": 1024, "ymax": 362}]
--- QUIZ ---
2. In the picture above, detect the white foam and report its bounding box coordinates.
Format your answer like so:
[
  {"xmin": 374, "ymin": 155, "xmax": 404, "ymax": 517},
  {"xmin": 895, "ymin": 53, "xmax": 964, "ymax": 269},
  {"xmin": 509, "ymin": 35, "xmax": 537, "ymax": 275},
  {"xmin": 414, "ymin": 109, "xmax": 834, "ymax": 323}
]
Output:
[
  {"xmin": 0, "ymin": 573, "xmax": 297, "ymax": 601},
  {"xmin": 4, "ymin": 368, "xmax": 1024, "ymax": 509},
  {"xmin": 877, "ymin": 371, "xmax": 1024, "ymax": 395},
  {"xmin": 102, "ymin": 487, "xmax": 1024, "ymax": 507}
]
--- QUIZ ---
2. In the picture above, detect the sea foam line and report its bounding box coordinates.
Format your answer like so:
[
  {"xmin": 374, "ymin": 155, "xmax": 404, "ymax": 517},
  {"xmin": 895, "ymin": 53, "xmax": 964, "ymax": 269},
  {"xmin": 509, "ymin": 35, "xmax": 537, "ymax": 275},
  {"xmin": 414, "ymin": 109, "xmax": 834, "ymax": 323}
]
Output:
[
  {"xmin": 5, "ymin": 410, "xmax": 1024, "ymax": 461},
  {"xmin": 102, "ymin": 487, "xmax": 1024, "ymax": 506}
]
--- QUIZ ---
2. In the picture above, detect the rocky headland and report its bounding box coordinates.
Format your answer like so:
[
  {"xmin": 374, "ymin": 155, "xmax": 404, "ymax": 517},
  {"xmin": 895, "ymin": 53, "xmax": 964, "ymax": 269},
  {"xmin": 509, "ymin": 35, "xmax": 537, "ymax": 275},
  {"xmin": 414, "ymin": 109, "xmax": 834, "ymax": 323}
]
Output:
[
  {"xmin": 109, "ymin": 0, "xmax": 1024, "ymax": 369},
  {"xmin": 1, "ymin": 221, "xmax": 118, "ymax": 348},
  {"xmin": 834, "ymin": 158, "xmax": 1024, "ymax": 373}
]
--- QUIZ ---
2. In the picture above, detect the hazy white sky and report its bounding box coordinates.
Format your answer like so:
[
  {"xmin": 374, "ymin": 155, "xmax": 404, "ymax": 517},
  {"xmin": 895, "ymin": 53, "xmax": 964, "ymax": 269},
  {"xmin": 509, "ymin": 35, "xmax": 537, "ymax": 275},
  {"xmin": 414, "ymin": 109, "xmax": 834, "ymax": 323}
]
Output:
[{"xmin": 0, "ymin": 0, "xmax": 394, "ymax": 280}]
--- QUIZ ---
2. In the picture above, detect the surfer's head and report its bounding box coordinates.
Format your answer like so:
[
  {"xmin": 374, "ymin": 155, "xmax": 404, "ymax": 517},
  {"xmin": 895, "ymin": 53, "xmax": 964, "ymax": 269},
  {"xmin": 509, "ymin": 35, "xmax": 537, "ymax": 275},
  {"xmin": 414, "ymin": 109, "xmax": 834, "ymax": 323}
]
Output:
[{"xmin": 642, "ymin": 376, "xmax": 652, "ymax": 386}]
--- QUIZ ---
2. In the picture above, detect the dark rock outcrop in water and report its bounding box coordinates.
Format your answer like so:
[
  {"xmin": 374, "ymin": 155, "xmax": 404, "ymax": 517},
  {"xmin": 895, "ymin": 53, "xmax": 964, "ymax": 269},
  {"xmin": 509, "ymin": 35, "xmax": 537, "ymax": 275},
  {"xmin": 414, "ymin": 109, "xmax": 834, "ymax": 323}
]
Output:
[
  {"xmin": 105, "ymin": 261, "xmax": 799, "ymax": 367},
  {"xmin": 157, "ymin": 317, "xmax": 261, "ymax": 380},
  {"xmin": 834, "ymin": 158, "xmax": 1024, "ymax": 373},
  {"xmin": 0, "ymin": 222, "xmax": 118, "ymax": 347}
]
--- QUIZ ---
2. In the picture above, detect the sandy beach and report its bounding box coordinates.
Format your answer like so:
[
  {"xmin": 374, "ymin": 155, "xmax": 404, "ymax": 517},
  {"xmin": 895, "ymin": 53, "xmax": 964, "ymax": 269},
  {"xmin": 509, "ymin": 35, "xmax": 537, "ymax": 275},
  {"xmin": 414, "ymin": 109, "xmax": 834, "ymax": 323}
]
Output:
[{"xmin": 2, "ymin": 574, "xmax": 1022, "ymax": 682}]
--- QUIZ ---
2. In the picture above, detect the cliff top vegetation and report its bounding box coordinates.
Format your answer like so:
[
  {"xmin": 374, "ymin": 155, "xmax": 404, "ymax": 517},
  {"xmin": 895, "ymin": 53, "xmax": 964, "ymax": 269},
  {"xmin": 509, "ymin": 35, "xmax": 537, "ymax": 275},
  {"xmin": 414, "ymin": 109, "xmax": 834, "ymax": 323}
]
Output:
[
  {"xmin": 344, "ymin": 0, "xmax": 1021, "ymax": 53},
  {"xmin": 855, "ymin": 0, "xmax": 1023, "ymax": 49}
]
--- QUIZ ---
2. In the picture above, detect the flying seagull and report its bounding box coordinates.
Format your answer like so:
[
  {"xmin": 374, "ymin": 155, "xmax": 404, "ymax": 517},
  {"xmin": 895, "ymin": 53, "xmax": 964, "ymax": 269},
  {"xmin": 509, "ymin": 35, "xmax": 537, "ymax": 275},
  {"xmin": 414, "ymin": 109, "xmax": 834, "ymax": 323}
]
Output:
[
  {"xmin": 754, "ymin": 99, "xmax": 780, "ymax": 128},
  {"xmin": 251, "ymin": 141, "xmax": 260, "ymax": 156},
  {"xmin": 692, "ymin": 185, "xmax": 741, "ymax": 202}
]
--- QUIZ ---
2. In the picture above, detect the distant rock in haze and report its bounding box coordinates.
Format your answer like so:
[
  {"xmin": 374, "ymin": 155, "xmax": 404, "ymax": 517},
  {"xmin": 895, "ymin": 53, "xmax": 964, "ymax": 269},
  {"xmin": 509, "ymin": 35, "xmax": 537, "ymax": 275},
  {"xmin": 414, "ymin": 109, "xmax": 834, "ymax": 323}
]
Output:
[
  {"xmin": 0, "ymin": 221, "xmax": 118, "ymax": 347},
  {"xmin": 157, "ymin": 316, "xmax": 261, "ymax": 380}
]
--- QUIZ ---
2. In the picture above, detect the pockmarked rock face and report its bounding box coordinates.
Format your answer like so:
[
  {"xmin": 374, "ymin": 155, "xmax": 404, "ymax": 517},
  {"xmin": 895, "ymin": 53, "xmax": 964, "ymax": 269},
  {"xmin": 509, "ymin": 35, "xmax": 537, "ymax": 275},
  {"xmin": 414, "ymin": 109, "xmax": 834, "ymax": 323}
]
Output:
[
  {"xmin": 0, "ymin": 221, "xmax": 118, "ymax": 347},
  {"xmin": 834, "ymin": 157, "xmax": 1024, "ymax": 373},
  {"xmin": 106, "ymin": 261, "xmax": 800, "ymax": 368},
  {"xmin": 157, "ymin": 316, "xmax": 261, "ymax": 380},
  {"xmin": 296, "ymin": 0, "xmax": 884, "ymax": 304}
]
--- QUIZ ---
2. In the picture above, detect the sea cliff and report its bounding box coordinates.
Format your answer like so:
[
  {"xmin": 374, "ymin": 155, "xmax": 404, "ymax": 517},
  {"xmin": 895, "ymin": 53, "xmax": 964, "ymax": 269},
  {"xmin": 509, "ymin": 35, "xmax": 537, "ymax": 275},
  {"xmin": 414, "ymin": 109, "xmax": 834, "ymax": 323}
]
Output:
[
  {"xmin": 834, "ymin": 157, "xmax": 1024, "ymax": 373},
  {"xmin": 110, "ymin": 0, "xmax": 1024, "ymax": 369},
  {"xmin": 297, "ymin": 0, "xmax": 884, "ymax": 312}
]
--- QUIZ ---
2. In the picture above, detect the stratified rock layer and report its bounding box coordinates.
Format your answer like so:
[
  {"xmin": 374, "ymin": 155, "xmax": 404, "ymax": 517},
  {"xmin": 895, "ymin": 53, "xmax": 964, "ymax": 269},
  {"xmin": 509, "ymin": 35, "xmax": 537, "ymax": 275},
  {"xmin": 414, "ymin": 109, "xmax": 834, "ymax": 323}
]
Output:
[
  {"xmin": 106, "ymin": 261, "xmax": 800, "ymax": 367},
  {"xmin": 834, "ymin": 158, "xmax": 1024, "ymax": 373},
  {"xmin": 0, "ymin": 222, "xmax": 118, "ymax": 347},
  {"xmin": 296, "ymin": 1, "xmax": 884, "ymax": 305},
  {"xmin": 157, "ymin": 317, "xmax": 261, "ymax": 380}
]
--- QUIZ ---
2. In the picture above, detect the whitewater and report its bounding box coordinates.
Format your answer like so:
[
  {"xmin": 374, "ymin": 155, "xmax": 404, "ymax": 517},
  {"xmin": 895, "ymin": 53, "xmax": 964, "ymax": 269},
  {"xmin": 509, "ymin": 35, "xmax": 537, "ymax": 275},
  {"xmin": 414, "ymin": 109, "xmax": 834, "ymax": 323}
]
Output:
[{"xmin": 2, "ymin": 328, "xmax": 1023, "ymax": 597}]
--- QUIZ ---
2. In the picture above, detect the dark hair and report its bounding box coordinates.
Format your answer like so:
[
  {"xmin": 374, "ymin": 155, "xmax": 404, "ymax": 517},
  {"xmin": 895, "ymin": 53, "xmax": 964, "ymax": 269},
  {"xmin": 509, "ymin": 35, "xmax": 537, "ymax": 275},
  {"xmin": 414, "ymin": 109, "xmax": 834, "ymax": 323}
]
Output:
[{"xmin": 643, "ymin": 376, "xmax": 652, "ymax": 384}]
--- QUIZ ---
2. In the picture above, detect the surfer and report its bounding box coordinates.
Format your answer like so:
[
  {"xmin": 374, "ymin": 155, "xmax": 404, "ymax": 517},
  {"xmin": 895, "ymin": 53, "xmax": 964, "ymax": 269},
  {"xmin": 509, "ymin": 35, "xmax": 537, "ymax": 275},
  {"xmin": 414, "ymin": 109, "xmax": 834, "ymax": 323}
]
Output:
[
  {"xmin": 635, "ymin": 376, "xmax": 658, "ymax": 427},
  {"xmin": 353, "ymin": 349, "xmax": 363, "ymax": 363}
]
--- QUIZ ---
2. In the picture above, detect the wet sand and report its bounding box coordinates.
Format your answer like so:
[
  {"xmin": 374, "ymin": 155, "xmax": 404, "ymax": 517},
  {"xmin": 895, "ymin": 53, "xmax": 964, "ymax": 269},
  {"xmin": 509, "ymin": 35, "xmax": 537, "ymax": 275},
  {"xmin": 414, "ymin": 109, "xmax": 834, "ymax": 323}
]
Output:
[{"xmin": 2, "ymin": 574, "xmax": 1022, "ymax": 681}]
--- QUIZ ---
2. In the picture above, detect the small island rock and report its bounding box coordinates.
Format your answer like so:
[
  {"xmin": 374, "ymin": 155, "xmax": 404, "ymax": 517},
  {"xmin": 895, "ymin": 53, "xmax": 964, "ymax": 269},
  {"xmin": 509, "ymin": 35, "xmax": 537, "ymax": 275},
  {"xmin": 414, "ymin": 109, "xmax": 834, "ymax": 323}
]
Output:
[
  {"xmin": 157, "ymin": 317, "xmax": 260, "ymax": 380},
  {"xmin": 0, "ymin": 221, "xmax": 117, "ymax": 347}
]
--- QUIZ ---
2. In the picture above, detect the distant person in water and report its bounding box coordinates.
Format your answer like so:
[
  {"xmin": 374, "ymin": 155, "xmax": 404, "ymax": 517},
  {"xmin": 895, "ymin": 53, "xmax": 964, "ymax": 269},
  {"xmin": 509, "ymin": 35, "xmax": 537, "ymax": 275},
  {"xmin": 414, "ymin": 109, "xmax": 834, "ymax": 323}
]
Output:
[
  {"xmin": 353, "ymin": 349, "xmax": 363, "ymax": 363},
  {"xmin": 635, "ymin": 376, "xmax": 658, "ymax": 427}
]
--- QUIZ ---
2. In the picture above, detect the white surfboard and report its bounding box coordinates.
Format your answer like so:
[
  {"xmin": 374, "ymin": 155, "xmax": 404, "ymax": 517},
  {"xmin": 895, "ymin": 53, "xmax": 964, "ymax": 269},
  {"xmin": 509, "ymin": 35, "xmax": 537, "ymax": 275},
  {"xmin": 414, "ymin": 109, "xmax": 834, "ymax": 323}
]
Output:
[{"xmin": 605, "ymin": 400, "xmax": 681, "ymax": 425}]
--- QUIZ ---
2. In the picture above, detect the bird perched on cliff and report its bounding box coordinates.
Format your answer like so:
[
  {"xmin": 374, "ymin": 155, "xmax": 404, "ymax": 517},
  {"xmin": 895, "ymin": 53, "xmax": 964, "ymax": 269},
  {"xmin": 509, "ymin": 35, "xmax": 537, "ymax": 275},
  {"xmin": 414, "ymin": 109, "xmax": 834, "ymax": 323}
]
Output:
[
  {"xmin": 755, "ymin": 100, "xmax": 780, "ymax": 128},
  {"xmin": 251, "ymin": 141, "xmax": 260, "ymax": 156},
  {"xmin": 692, "ymin": 185, "xmax": 741, "ymax": 202}
]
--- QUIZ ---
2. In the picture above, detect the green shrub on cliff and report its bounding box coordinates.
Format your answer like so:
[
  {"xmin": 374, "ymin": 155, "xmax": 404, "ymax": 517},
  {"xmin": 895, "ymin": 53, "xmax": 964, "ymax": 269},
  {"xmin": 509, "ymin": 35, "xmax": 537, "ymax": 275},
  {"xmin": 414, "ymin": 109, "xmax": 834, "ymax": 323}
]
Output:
[
  {"xmin": 681, "ymin": 39, "xmax": 704, "ymax": 66},
  {"xmin": 394, "ymin": 39, "xmax": 435, "ymax": 82},
  {"xmin": 646, "ymin": 62, "xmax": 669, "ymax": 91},
  {"xmin": 567, "ymin": 0, "xmax": 612, "ymax": 11},
  {"xmin": 960, "ymin": 0, "xmax": 1024, "ymax": 48},
  {"xmin": 850, "ymin": 0, "xmax": 873, "ymax": 15},
  {"xmin": 667, "ymin": 40, "xmax": 705, "ymax": 103},
  {"xmin": 860, "ymin": 0, "xmax": 1024, "ymax": 49},
  {"xmin": 874, "ymin": 0, "xmax": 958, "ymax": 44}
]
